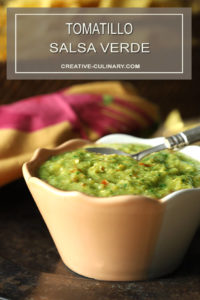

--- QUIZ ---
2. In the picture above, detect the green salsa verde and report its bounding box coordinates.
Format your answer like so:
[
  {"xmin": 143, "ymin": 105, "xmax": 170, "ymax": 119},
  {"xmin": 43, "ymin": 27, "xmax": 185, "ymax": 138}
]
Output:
[{"xmin": 38, "ymin": 144, "xmax": 200, "ymax": 199}]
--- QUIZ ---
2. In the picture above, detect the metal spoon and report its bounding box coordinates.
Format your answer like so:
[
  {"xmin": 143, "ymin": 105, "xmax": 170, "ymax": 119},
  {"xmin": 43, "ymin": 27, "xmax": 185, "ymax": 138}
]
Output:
[{"xmin": 86, "ymin": 126, "xmax": 200, "ymax": 161}]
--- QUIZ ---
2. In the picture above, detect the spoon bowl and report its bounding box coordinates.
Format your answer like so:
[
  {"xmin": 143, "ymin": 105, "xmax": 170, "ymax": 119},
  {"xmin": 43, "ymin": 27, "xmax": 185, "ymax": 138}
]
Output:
[
  {"xmin": 86, "ymin": 126, "xmax": 200, "ymax": 160},
  {"xmin": 86, "ymin": 144, "xmax": 166, "ymax": 161}
]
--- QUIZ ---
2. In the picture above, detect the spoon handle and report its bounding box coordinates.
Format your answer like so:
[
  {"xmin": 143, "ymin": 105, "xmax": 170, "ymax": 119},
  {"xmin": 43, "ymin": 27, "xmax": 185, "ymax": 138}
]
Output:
[{"xmin": 165, "ymin": 126, "xmax": 200, "ymax": 149}]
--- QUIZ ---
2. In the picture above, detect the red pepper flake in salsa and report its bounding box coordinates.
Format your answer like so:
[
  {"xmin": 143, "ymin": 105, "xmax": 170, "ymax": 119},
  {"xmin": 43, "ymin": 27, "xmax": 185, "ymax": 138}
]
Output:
[
  {"xmin": 101, "ymin": 179, "xmax": 108, "ymax": 185},
  {"xmin": 139, "ymin": 162, "xmax": 152, "ymax": 167}
]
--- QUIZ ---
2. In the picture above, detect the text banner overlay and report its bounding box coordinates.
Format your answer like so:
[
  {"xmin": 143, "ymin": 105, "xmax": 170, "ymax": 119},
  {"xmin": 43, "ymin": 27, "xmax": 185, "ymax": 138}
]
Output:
[{"xmin": 7, "ymin": 8, "xmax": 191, "ymax": 79}]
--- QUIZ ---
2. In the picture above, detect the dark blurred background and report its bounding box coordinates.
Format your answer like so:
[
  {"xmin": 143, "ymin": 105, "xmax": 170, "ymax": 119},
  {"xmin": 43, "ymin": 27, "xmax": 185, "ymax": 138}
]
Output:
[{"xmin": 0, "ymin": 0, "xmax": 200, "ymax": 122}]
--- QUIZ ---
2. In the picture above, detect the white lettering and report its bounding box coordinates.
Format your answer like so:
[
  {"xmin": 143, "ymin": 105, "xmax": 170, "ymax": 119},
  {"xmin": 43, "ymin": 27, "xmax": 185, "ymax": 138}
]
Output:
[{"xmin": 49, "ymin": 42, "xmax": 59, "ymax": 53}]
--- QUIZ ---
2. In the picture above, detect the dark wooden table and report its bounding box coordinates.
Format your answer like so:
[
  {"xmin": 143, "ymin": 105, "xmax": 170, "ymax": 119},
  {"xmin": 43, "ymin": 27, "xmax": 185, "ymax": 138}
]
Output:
[{"xmin": 0, "ymin": 179, "xmax": 199, "ymax": 300}]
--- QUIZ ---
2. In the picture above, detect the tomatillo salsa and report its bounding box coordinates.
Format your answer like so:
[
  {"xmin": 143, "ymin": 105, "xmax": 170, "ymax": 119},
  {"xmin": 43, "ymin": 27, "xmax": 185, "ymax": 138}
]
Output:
[{"xmin": 38, "ymin": 144, "xmax": 200, "ymax": 199}]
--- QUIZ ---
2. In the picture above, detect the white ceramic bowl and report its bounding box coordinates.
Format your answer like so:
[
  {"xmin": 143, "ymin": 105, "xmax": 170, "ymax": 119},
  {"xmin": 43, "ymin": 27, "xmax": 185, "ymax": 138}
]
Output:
[{"xmin": 23, "ymin": 134, "xmax": 200, "ymax": 281}]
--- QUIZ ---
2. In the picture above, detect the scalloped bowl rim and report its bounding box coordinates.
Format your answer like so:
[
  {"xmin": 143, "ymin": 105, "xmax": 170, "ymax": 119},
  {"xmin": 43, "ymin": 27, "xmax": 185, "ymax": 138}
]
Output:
[{"xmin": 22, "ymin": 134, "xmax": 200, "ymax": 205}]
